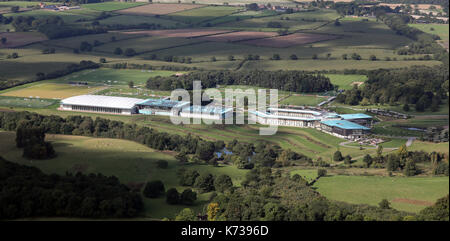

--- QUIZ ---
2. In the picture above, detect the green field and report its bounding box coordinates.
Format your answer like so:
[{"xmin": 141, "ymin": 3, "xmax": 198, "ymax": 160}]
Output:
[
  {"xmin": 325, "ymin": 74, "xmax": 368, "ymax": 90},
  {"xmin": 409, "ymin": 24, "xmax": 449, "ymax": 42},
  {"xmin": 0, "ymin": 131, "xmax": 248, "ymax": 219},
  {"xmin": 81, "ymin": 2, "xmax": 147, "ymax": 12},
  {"xmin": 0, "ymin": 82, "xmax": 105, "ymax": 99},
  {"xmin": 166, "ymin": 5, "xmax": 241, "ymax": 25},
  {"xmin": 314, "ymin": 174, "xmax": 449, "ymax": 213},
  {"xmin": 216, "ymin": 9, "xmax": 339, "ymax": 31},
  {"xmin": 51, "ymin": 68, "xmax": 178, "ymax": 86},
  {"xmin": 280, "ymin": 94, "xmax": 327, "ymax": 106},
  {"xmin": 0, "ymin": 96, "xmax": 57, "ymax": 108}
]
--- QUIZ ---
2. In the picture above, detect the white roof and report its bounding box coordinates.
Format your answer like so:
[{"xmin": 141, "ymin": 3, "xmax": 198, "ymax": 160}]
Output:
[
  {"xmin": 268, "ymin": 107, "xmax": 322, "ymax": 116},
  {"xmin": 61, "ymin": 95, "xmax": 144, "ymax": 109}
]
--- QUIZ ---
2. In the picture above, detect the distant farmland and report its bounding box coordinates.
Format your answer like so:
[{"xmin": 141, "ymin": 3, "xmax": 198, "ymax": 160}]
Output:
[
  {"xmin": 241, "ymin": 33, "xmax": 339, "ymax": 48},
  {"xmin": 117, "ymin": 3, "xmax": 204, "ymax": 15}
]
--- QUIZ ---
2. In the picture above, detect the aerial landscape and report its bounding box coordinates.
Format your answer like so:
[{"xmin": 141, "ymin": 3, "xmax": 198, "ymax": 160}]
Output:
[{"xmin": 0, "ymin": 0, "xmax": 448, "ymax": 225}]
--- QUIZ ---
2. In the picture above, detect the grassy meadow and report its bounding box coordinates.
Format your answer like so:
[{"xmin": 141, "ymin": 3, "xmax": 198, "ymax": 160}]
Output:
[{"xmin": 0, "ymin": 131, "xmax": 248, "ymax": 219}]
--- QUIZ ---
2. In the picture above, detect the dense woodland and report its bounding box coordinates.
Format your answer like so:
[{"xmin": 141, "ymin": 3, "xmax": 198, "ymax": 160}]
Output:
[
  {"xmin": 0, "ymin": 157, "xmax": 143, "ymax": 219},
  {"xmin": 146, "ymin": 70, "xmax": 334, "ymax": 93},
  {"xmin": 336, "ymin": 65, "xmax": 449, "ymax": 110}
]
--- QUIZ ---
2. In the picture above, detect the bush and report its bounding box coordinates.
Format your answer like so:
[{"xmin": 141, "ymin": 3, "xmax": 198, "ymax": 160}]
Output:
[
  {"xmin": 214, "ymin": 174, "xmax": 233, "ymax": 193},
  {"xmin": 194, "ymin": 173, "xmax": 215, "ymax": 193},
  {"xmin": 143, "ymin": 180, "xmax": 165, "ymax": 198},
  {"xmin": 166, "ymin": 188, "xmax": 180, "ymax": 205},
  {"xmin": 180, "ymin": 188, "xmax": 197, "ymax": 205},
  {"xmin": 317, "ymin": 169, "xmax": 327, "ymax": 177}
]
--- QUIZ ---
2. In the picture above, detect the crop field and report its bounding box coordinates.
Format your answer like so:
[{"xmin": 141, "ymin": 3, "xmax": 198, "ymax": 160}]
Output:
[
  {"xmin": 0, "ymin": 131, "xmax": 248, "ymax": 219},
  {"xmin": 216, "ymin": 9, "xmax": 339, "ymax": 31},
  {"xmin": 98, "ymin": 14, "xmax": 183, "ymax": 28},
  {"xmin": 243, "ymin": 59, "xmax": 441, "ymax": 71},
  {"xmin": 0, "ymin": 82, "xmax": 105, "ymax": 99},
  {"xmin": 117, "ymin": 3, "xmax": 203, "ymax": 16},
  {"xmin": 165, "ymin": 5, "xmax": 241, "ymax": 25},
  {"xmin": 81, "ymin": 2, "xmax": 147, "ymax": 11},
  {"xmin": 314, "ymin": 175, "xmax": 449, "ymax": 213},
  {"xmin": 0, "ymin": 32, "xmax": 48, "ymax": 48},
  {"xmin": 199, "ymin": 31, "xmax": 278, "ymax": 42},
  {"xmin": 242, "ymin": 33, "xmax": 339, "ymax": 48},
  {"xmin": 205, "ymin": 10, "xmax": 278, "ymax": 26},
  {"xmin": 3, "ymin": 8, "xmax": 102, "ymax": 24},
  {"xmin": 125, "ymin": 29, "xmax": 232, "ymax": 38},
  {"xmin": 93, "ymin": 35, "xmax": 204, "ymax": 54}
]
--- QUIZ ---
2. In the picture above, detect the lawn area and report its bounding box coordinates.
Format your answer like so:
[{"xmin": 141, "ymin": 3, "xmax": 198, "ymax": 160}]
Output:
[
  {"xmin": 314, "ymin": 174, "xmax": 449, "ymax": 213},
  {"xmin": 0, "ymin": 131, "xmax": 248, "ymax": 219},
  {"xmin": 325, "ymin": 74, "xmax": 368, "ymax": 90},
  {"xmin": 0, "ymin": 82, "xmax": 106, "ymax": 99},
  {"xmin": 81, "ymin": 2, "xmax": 147, "ymax": 12}
]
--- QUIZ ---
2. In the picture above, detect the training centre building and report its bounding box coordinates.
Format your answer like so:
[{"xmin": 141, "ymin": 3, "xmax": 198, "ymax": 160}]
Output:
[
  {"xmin": 60, "ymin": 95, "xmax": 233, "ymax": 119},
  {"xmin": 249, "ymin": 108, "xmax": 373, "ymax": 139}
]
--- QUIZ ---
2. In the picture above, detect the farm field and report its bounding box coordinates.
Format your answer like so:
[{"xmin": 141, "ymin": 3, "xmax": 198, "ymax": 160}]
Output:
[
  {"xmin": 3, "ymin": 8, "xmax": 102, "ymax": 24},
  {"xmin": 0, "ymin": 82, "xmax": 105, "ymax": 99},
  {"xmin": 98, "ymin": 14, "xmax": 184, "ymax": 28},
  {"xmin": 165, "ymin": 5, "xmax": 241, "ymax": 25},
  {"xmin": 216, "ymin": 9, "xmax": 339, "ymax": 31},
  {"xmin": 117, "ymin": 3, "xmax": 203, "ymax": 16},
  {"xmin": 0, "ymin": 32, "xmax": 48, "ymax": 48},
  {"xmin": 49, "ymin": 68, "xmax": 178, "ymax": 86},
  {"xmin": 198, "ymin": 31, "xmax": 278, "ymax": 42},
  {"xmin": 241, "ymin": 33, "xmax": 339, "ymax": 48},
  {"xmin": 314, "ymin": 174, "xmax": 449, "ymax": 213},
  {"xmin": 243, "ymin": 59, "xmax": 441, "ymax": 71},
  {"xmin": 93, "ymin": 35, "xmax": 205, "ymax": 54},
  {"xmin": 81, "ymin": 1, "xmax": 147, "ymax": 11},
  {"xmin": 0, "ymin": 131, "xmax": 248, "ymax": 219}
]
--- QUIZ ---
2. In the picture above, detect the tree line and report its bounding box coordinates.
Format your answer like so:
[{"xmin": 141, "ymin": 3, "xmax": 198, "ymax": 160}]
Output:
[{"xmin": 146, "ymin": 70, "xmax": 334, "ymax": 93}]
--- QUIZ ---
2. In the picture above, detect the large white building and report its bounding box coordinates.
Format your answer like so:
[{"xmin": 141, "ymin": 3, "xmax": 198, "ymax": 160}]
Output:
[
  {"xmin": 60, "ymin": 95, "xmax": 233, "ymax": 120},
  {"xmin": 249, "ymin": 108, "xmax": 373, "ymax": 139},
  {"xmin": 60, "ymin": 95, "xmax": 143, "ymax": 115}
]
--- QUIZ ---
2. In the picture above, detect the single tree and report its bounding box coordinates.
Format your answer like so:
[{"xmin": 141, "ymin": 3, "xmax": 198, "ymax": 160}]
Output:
[{"xmin": 166, "ymin": 188, "xmax": 180, "ymax": 205}]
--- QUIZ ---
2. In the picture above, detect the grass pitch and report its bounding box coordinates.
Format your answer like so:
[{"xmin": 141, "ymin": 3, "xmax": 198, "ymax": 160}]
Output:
[{"xmin": 0, "ymin": 82, "xmax": 105, "ymax": 99}]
